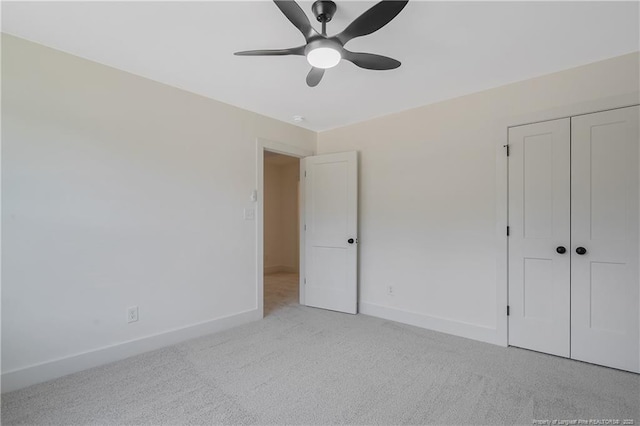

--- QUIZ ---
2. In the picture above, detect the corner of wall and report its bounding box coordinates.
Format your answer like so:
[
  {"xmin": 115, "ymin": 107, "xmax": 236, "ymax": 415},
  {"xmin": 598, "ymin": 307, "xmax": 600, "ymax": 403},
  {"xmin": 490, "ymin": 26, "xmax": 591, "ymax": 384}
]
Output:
[{"xmin": 314, "ymin": 129, "xmax": 321, "ymax": 155}]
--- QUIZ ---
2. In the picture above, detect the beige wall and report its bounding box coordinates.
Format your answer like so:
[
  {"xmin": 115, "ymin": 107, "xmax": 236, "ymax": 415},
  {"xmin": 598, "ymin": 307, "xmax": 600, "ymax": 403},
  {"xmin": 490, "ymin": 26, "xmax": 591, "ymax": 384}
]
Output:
[
  {"xmin": 264, "ymin": 161, "xmax": 282, "ymax": 271},
  {"xmin": 280, "ymin": 162, "xmax": 300, "ymax": 272},
  {"xmin": 1, "ymin": 34, "xmax": 315, "ymax": 389},
  {"xmin": 317, "ymin": 52, "xmax": 640, "ymax": 344},
  {"xmin": 264, "ymin": 155, "xmax": 299, "ymax": 274}
]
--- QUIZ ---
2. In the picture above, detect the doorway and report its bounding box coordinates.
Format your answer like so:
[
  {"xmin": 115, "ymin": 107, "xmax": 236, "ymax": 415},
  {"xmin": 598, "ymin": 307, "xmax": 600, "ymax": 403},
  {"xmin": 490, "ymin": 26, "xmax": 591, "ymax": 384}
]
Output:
[
  {"xmin": 263, "ymin": 151, "xmax": 301, "ymax": 316},
  {"xmin": 255, "ymin": 139, "xmax": 359, "ymax": 318}
]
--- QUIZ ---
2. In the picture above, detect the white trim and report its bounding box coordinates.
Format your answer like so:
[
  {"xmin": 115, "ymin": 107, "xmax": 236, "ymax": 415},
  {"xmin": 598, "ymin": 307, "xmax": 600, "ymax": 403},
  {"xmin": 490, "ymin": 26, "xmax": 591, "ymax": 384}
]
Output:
[
  {"xmin": 299, "ymin": 159, "xmax": 307, "ymax": 305},
  {"xmin": 494, "ymin": 131, "xmax": 509, "ymax": 347},
  {"xmin": 495, "ymin": 92, "xmax": 640, "ymax": 347},
  {"xmin": 1, "ymin": 309, "xmax": 260, "ymax": 393},
  {"xmin": 256, "ymin": 138, "xmax": 314, "ymax": 315},
  {"xmin": 360, "ymin": 302, "xmax": 500, "ymax": 345}
]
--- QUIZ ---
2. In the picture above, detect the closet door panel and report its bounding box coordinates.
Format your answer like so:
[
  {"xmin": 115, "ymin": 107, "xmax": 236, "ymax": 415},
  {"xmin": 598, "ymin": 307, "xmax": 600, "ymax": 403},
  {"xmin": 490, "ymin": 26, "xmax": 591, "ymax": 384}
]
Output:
[
  {"xmin": 508, "ymin": 118, "xmax": 571, "ymax": 357},
  {"xmin": 571, "ymin": 106, "xmax": 639, "ymax": 373}
]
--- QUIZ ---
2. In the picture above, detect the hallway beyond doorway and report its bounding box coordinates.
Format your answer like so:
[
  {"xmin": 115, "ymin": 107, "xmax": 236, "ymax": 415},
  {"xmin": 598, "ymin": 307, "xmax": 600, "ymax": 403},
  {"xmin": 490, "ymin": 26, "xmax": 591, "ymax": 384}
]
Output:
[{"xmin": 264, "ymin": 272, "xmax": 299, "ymax": 316}]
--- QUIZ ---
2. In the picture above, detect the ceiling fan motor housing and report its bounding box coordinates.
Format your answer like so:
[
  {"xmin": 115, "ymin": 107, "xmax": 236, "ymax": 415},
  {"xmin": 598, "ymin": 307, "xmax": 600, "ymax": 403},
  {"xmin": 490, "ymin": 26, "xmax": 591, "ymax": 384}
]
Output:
[{"xmin": 312, "ymin": 0, "xmax": 337, "ymax": 22}]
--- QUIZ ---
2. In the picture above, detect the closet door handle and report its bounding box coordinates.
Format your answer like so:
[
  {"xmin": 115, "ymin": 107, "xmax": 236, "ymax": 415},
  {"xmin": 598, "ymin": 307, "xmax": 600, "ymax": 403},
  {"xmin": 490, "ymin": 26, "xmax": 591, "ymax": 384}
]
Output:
[
  {"xmin": 576, "ymin": 247, "xmax": 587, "ymax": 255},
  {"xmin": 556, "ymin": 246, "xmax": 566, "ymax": 254}
]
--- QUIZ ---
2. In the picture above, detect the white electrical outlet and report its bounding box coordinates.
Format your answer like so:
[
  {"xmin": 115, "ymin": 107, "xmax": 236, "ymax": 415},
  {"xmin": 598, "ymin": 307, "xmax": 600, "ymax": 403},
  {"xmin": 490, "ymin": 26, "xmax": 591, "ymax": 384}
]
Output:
[
  {"xmin": 387, "ymin": 285, "xmax": 394, "ymax": 295},
  {"xmin": 127, "ymin": 306, "xmax": 139, "ymax": 323},
  {"xmin": 244, "ymin": 208, "xmax": 255, "ymax": 220}
]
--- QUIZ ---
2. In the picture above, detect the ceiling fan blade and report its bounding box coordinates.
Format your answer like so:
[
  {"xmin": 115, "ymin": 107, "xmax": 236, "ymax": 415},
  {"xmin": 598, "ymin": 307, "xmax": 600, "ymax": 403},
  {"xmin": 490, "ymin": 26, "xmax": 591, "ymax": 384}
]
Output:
[
  {"xmin": 306, "ymin": 67, "xmax": 325, "ymax": 87},
  {"xmin": 335, "ymin": 0, "xmax": 408, "ymax": 45},
  {"xmin": 342, "ymin": 51, "xmax": 401, "ymax": 70},
  {"xmin": 234, "ymin": 46, "xmax": 305, "ymax": 56},
  {"xmin": 273, "ymin": 1, "xmax": 319, "ymax": 42}
]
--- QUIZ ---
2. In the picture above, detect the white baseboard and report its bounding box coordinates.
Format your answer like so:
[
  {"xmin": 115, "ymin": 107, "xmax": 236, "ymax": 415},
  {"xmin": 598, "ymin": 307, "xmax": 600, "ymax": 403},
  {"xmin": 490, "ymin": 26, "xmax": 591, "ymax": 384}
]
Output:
[
  {"xmin": 264, "ymin": 265, "xmax": 298, "ymax": 275},
  {"xmin": 1, "ymin": 309, "xmax": 261, "ymax": 393},
  {"xmin": 359, "ymin": 302, "xmax": 500, "ymax": 345}
]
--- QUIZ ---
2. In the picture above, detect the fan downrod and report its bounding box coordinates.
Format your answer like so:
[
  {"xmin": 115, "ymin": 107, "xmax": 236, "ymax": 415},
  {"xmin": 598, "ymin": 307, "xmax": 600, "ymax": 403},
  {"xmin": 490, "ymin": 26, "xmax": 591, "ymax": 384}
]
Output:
[{"xmin": 312, "ymin": 0, "xmax": 337, "ymax": 23}]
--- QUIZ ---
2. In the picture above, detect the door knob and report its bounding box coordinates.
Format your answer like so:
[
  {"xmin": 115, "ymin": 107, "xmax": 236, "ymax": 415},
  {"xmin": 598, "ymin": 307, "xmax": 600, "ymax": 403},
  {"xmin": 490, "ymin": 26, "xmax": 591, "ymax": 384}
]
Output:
[
  {"xmin": 556, "ymin": 246, "xmax": 566, "ymax": 254},
  {"xmin": 347, "ymin": 238, "xmax": 355, "ymax": 244},
  {"xmin": 576, "ymin": 247, "xmax": 587, "ymax": 255}
]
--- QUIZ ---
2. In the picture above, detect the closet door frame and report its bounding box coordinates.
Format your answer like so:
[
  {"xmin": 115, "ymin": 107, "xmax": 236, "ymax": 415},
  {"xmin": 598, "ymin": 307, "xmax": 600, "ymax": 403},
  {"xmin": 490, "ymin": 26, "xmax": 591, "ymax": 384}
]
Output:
[{"xmin": 494, "ymin": 93, "xmax": 639, "ymax": 350}]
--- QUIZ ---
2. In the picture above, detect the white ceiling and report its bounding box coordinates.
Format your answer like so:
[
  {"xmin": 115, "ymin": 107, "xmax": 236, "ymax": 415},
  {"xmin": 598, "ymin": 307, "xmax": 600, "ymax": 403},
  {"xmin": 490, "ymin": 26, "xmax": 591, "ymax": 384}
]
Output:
[{"xmin": 2, "ymin": 1, "xmax": 638, "ymax": 131}]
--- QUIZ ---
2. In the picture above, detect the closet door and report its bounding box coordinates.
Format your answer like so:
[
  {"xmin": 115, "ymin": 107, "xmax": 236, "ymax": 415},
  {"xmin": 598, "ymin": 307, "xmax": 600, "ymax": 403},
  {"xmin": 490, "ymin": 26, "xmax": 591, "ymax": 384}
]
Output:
[
  {"xmin": 571, "ymin": 106, "xmax": 639, "ymax": 373},
  {"xmin": 508, "ymin": 118, "xmax": 571, "ymax": 357}
]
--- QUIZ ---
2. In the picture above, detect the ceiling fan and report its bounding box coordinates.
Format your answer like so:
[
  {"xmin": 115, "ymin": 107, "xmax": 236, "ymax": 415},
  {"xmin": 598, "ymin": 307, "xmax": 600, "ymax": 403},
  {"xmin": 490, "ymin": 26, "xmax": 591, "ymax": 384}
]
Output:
[{"xmin": 234, "ymin": 0, "xmax": 409, "ymax": 87}]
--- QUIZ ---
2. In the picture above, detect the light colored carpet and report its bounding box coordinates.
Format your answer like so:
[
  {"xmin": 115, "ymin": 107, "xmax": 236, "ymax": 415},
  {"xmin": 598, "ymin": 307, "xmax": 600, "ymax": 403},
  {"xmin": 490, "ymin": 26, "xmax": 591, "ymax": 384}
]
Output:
[{"xmin": 2, "ymin": 272, "xmax": 638, "ymax": 425}]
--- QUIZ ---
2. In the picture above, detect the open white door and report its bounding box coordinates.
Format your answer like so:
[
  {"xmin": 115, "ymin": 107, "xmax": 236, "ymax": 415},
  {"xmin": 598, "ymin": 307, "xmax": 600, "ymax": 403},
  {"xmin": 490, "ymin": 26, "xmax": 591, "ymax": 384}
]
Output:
[{"xmin": 302, "ymin": 151, "xmax": 358, "ymax": 314}]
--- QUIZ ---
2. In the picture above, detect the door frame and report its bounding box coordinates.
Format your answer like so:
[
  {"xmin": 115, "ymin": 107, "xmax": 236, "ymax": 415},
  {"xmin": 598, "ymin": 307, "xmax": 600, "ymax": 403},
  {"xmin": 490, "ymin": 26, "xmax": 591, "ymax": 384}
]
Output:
[
  {"xmin": 256, "ymin": 138, "xmax": 314, "ymax": 319},
  {"xmin": 497, "ymin": 93, "xmax": 640, "ymax": 347}
]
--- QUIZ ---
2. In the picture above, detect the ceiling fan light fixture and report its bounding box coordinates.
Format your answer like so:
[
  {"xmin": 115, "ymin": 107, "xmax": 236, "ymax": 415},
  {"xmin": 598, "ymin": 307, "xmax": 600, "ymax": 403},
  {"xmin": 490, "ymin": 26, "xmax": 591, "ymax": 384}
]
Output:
[
  {"xmin": 306, "ymin": 47, "xmax": 341, "ymax": 69},
  {"xmin": 234, "ymin": 0, "xmax": 409, "ymax": 86}
]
